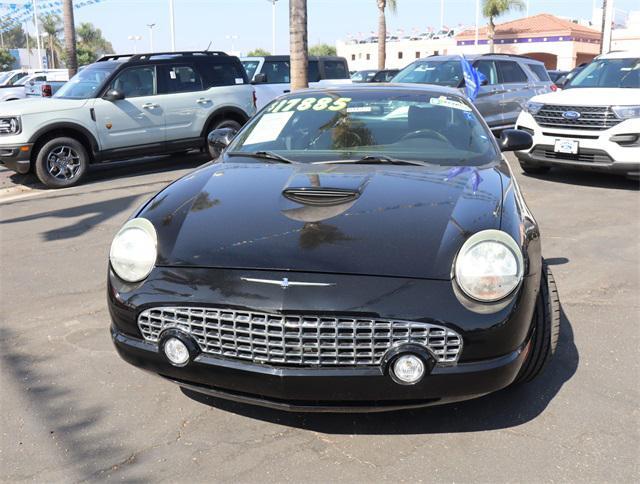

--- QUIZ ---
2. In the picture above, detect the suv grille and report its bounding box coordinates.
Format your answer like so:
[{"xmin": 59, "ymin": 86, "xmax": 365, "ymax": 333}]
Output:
[
  {"xmin": 138, "ymin": 307, "xmax": 462, "ymax": 367},
  {"xmin": 531, "ymin": 145, "xmax": 614, "ymax": 164},
  {"xmin": 534, "ymin": 105, "xmax": 622, "ymax": 131}
]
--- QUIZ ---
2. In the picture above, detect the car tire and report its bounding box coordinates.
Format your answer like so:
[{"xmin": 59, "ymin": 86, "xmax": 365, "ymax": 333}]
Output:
[
  {"xmin": 206, "ymin": 119, "xmax": 242, "ymax": 158},
  {"xmin": 514, "ymin": 262, "xmax": 560, "ymax": 384},
  {"xmin": 520, "ymin": 163, "xmax": 551, "ymax": 175},
  {"xmin": 34, "ymin": 137, "xmax": 89, "ymax": 188}
]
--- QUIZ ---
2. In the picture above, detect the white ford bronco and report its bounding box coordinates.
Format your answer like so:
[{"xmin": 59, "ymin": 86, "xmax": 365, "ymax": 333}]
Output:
[{"xmin": 0, "ymin": 51, "xmax": 256, "ymax": 187}]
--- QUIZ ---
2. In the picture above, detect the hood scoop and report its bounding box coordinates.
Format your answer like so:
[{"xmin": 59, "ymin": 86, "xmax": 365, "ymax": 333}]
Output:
[{"xmin": 283, "ymin": 188, "xmax": 360, "ymax": 207}]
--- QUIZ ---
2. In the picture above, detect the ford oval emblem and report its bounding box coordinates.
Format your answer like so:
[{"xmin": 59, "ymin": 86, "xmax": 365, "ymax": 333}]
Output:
[{"xmin": 562, "ymin": 110, "xmax": 581, "ymax": 120}]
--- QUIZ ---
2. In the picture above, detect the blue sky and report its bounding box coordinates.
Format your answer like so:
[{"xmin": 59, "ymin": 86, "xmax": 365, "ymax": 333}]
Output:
[{"xmin": 70, "ymin": 0, "xmax": 638, "ymax": 54}]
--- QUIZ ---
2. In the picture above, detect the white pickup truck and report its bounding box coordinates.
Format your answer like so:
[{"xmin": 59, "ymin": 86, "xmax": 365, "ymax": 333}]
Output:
[{"xmin": 241, "ymin": 55, "xmax": 352, "ymax": 109}]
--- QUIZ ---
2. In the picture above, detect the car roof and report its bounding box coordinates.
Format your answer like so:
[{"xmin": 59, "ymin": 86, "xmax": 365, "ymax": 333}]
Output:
[
  {"xmin": 288, "ymin": 83, "xmax": 465, "ymax": 98},
  {"xmin": 596, "ymin": 51, "xmax": 639, "ymax": 60},
  {"xmin": 414, "ymin": 53, "xmax": 545, "ymax": 64},
  {"xmin": 241, "ymin": 55, "xmax": 346, "ymax": 62}
]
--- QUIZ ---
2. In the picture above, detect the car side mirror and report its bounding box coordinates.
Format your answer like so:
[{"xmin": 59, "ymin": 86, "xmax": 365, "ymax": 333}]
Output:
[
  {"xmin": 499, "ymin": 129, "xmax": 533, "ymax": 152},
  {"xmin": 480, "ymin": 77, "xmax": 489, "ymax": 86},
  {"xmin": 252, "ymin": 73, "xmax": 267, "ymax": 84},
  {"xmin": 104, "ymin": 89, "xmax": 125, "ymax": 101},
  {"xmin": 207, "ymin": 128, "xmax": 237, "ymax": 158}
]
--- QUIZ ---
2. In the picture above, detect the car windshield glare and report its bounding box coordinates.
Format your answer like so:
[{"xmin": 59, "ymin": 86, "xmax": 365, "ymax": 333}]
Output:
[
  {"xmin": 392, "ymin": 60, "xmax": 463, "ymax": 87},
  {"xmin": 567, "ymin": 58, "xmax": 640, "ymax": 88},
  {"xmin": 227, "ymin": 90, "xmax": 498, "ymax": 165},
  {"xmin": 54, "ymin": 63, "xmax": 118, "ymax": 99}
]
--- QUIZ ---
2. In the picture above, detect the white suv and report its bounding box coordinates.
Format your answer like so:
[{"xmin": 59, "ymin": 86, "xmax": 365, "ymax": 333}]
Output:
[
  {"xmin": 0, "ymin": 51, "xmax": 256, "ymax": 187},
  {"xmin": 515, "ymin": 52, "xmax": 640, "ymax": 180}
]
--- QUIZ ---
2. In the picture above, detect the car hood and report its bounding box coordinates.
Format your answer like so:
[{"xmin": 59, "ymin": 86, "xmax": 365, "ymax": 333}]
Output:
[
  {"xmin": 139, "ymin": 160, "xmax": 505, "ymax": 280},
  {"xmin": 530, "ymin": 88, "xmax": 639, "ymax": 105},
  {"xmin": 0, "ymin": 97, "xmax": 88, "ymax": 115}
]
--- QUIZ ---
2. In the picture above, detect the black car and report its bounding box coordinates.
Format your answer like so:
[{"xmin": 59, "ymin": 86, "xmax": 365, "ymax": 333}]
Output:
[
  {"xmin": 371, "ymin": 69, "xmax": 400, "ymax": 82},
  {"xmin": 109, "ymin": 85, "xmax": 560, "ymax": 412}
]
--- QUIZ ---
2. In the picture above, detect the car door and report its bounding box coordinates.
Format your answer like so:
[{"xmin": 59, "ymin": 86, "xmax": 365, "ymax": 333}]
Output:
[
  {"xmin": 92, "ymin": 65, "xmax": 165, "ymax": 153},
  {"xmin": 157, "ymin": 63, "xmax": 209, "ymax": 144},
  {"xmin": 472, "ymin": 59, "xmax": 504, "ymax": 130},
  {"xmin": 496, "ymin": 60, "xmax": 530, "ymax": 128},
  {"xmin": 259, "ymin": 59, "xmax": 292, "ymax": 103}
]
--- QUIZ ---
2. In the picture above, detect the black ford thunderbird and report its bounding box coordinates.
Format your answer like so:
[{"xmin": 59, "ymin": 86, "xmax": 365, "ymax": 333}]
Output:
[{"xmin": 109, "ymin": 85, "xmax": 560, "ymax": 412}]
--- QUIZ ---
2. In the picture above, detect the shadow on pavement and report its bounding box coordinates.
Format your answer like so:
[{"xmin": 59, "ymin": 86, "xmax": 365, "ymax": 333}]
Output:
[
  {"xmin": 0, "ymin": 193, "xmax": 148, "ymax": 241},
  {"xmin": 0, "ymin": 326, "xmax": 143, "ymax": 482},
  {"xmin": 182, "ymin": 306, "xmax": 578, "ymax": 435},
  {"xmin": 2, "ymin": 151, "xmax": 210, "ymax": 191},
  {"xmin": 520, "ymin": 167, "xmax": 639, "ymax": 191}
]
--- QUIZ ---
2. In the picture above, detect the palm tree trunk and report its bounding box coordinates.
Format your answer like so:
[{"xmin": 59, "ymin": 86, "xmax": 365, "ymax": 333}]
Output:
[
  {"xmin": 62, "ymin": 0, "xmax": 77, "ymax": 76},
  {"xmin": 488, "ymin": 16, "xmax": 495, "ymax": 53},
  {"xmin": 377, "ymin": 2, "xmax": 386, "ymax": 70},
  {"xmin": 289, "ymin": 0, "xmax": 308, "ymax": 91}
]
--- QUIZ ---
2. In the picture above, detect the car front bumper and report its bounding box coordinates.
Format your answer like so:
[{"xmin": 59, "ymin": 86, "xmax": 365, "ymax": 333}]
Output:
[
  {"xmin": 515, "ymin": 112, "xmax": 640, "ymax": 178},
  {"xmin": 0, "ymin": 143, "xmax": 33, "ymax": 174},
  {"xmin": 108, "ymin": 266, "xmax": 540, "ymax": 412}
]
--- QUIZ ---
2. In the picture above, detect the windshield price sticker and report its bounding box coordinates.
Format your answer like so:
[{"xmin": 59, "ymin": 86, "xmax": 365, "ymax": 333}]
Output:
[
  {"xmin": 267, "ymin": 97, "xmax": 352, "ymax": 113},
  {"xmin": 430, "ymin": 96, "xmax": 472, "ymax": 112},
  {"xmin": 243, "ymin": 111, "xmax": 295, "ymax": 145}
]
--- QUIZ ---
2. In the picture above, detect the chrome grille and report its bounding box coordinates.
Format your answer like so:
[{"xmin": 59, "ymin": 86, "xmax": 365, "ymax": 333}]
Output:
[
  {"xmin": 531, "ymin": 145, "xmax": 614, "ymax": 164},
  {"xmin": 534, "ymin": 105, "xmax": 621, "ymax": 131},
  {"xmin": 138, "ymin": 306, "xmax": 462, "ymax": 367}
]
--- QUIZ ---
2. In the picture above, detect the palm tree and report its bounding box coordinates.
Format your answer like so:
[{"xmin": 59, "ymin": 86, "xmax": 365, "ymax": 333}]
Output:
[
  {"xmin": 40, "ymin": 14, "xmax": 63, "ymax": 69},
  {"xmin": 482, "ymin": 0, "xmax": 525, "ymax": 53},
  {"xmin": 62, "ymin": 0, "xmax": 78, "ymax": 76},
  {"xmin": 289, "ymin": 0, "xmax": 308, "ymax": 91},
  {"xmin": 377, "ymin": 0, "xmax": 397, "ymax": 70}
]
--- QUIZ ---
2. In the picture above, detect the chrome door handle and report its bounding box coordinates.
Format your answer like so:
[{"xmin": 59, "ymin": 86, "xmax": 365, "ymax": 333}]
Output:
[
  {"xmin": 196, "ymin": 98, "xmax": 211, "ymax": 104},
  {"xmin": 142, "ymin": 103, "xmax": 159, "ymax": 109}
]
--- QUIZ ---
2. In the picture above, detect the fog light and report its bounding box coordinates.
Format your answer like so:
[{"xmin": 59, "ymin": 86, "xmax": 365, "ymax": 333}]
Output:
[
  {"xmin": 163, "ymin": 337, "xmax": 190, "ymax": 366},
  {"xmin": 392, "ymin": 354, "xmax": 425, "ymax": 384}
]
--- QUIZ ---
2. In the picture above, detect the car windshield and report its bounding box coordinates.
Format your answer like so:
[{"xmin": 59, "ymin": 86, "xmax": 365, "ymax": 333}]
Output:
[
  {"xmin": 567, "ymin": 58, "xmax": 639, "ymax": 88},
  {"xmin": 54, "ymin": 63, "xmax": 118, "ymax": 99},
  {"xmin": 0, "ymin": 72, "xmax": 11, "ymax": 83},
  {"xmin": 242, "ymin": 60, "xmax": 260, "ymax": 80},
  {"xmin": 227, "ymin": 90, "xmax": 498, "ymax": 165},
  {"xmin": 392, "ymin": 60, "xmax": 463, "ymax": 87}
]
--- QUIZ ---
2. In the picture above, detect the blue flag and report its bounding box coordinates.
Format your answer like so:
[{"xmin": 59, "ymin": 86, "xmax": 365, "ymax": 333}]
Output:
[{"xmin": 460, "ymin": 55, "xmax": 484, "ymax": 102}]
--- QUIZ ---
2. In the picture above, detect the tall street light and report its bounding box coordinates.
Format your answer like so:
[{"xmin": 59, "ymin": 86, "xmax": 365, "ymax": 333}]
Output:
[
  {"xmin": 32, "ymin": 0, "xmax": 43, "ymax": 68},
  {"xmin": 169, "ymin": 0, "xmax": 176, "ymax": 51},
  {"xmin": 267, "ymin": 0, "xmax": 278, "ymax": 54},
  {"xmin": 147, "ymin": 23, "xmax": 156, "ymax": 52},
  {"xmin": 128, "ymin": 35, "xmax": 142, "ymax": 54},
  {"xmin": 225, "ymin": 34, "xmax": 238, "ymax": 54}
]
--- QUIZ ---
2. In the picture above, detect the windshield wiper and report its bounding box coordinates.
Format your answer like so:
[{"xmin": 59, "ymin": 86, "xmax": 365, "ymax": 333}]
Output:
[
  {"xmin": 314, "ymin": 155, "xmax": 429, "ymax": 167},
  {"xmin": 227, "ymin": 151, "xmax": 295, "ymax": 164}
]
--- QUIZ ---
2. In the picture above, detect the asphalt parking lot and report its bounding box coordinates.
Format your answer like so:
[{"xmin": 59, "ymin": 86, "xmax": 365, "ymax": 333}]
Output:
[{"xmin": 1, "ymin": 154, "xmax": 638, "ymax": 483}]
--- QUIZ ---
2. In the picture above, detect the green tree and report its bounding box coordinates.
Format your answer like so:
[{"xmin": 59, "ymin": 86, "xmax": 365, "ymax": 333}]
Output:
[
  {"xmin": 40, "ymin": 14, "xmax": 63, "ymax": 68},
  {"xmin": 72, "ymin": 22, "xmax": 114, "ymax": 66},
  {"xmin": 1, "ymin": 25, "xmax": 28, "ymax": 48},
  {"xmin": 309, "ymin": 43, "xmax": 336, "ymax": 56},
  {"xmin": 247, "ymin": 48, "xmax": 271, "ymax": 56},
  {"xmin": 377, "ymin": 0, "xmax": 397, "ymax": 70},
  {"xmin": 0, "ymin": 48, "xmax": 16, "ymax": 70},
  {"xmin": 482, "ymin": 0, "xmax": 525, "ymax": 53}
]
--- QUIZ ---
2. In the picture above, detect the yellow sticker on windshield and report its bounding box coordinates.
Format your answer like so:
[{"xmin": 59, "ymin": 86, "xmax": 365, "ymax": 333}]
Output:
[
  {"xmin": 267, "ymin": 97, "xmax": 352, "ymax": 113},
  {"xmin": 429, "ymin": 96, "xmax": 472, "ymax": 112}
]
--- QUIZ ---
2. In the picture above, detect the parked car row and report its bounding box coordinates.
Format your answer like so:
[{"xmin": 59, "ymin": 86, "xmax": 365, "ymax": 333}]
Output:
[
  {"xmin": 0, "ymin": 70, "xmax": 69, "ymax": 101},
  {"xmin": 0, "ymin": 50, "xmax": 637, "ymax": 187}
]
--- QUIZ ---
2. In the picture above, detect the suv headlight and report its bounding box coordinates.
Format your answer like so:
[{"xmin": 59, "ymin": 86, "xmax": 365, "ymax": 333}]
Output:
[
  {"xmin": 0, "ymin": 116, "xmax": 21, "ymax": 135},
  {"xmin": 611, "ymin": 105, "xmax": 640, "ymax": 120},
  {"xmin": 454, "ymin": 230, "xmax": 524, "ymax": 302},
  {"xmin": 109, "ymin": 218, "xmax": 157, "ymax": 282},
  {"xmin": 524, "ymin": 102, "xmax": 543, "ymax": 115}
]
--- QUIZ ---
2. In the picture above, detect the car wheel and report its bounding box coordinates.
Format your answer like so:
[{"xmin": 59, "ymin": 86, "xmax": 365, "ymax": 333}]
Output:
[
  {"xmin": 514, "ymin": 262, "xmax": 560, "ymax": 383},
  {"xmin": 520, "ymin": 163, "xmax": 551, "ymax": 175},
  {"xmin": 206, "ymin": 119, "xmax": 242, "ymax": 158},
  {"xmin": 34, "ymin": 137, "xmax": 89, "ymax": 188}
]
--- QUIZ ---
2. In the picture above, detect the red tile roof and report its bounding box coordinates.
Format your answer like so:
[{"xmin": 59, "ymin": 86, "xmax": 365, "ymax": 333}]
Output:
[{"xmin": 456, "ymin": 13, "xmax": 600, "ymax": 40}]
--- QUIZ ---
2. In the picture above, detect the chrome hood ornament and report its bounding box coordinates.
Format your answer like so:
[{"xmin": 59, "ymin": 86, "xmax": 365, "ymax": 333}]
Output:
[{"xmin": 241, "ymin": 277, "xmax": 335, "ymax": 289}]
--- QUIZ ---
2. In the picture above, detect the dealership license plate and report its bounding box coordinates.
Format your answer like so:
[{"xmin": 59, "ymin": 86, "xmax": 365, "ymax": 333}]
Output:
[{"xmin": 554, "ymin": 139, "xmax": 579, "ymax": 154}]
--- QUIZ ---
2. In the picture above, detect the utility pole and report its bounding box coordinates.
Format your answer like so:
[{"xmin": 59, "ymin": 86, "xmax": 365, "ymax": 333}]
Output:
[
  {"xmin": 475, "ymin": 0, "xmax": 480, "ymax": 47},
  {"xmin": 169, "ymin": 0, "xmax": 176, "ymax": 51},
  {"xmin": 32, "ymin": 0, "xmax": 43, "ymax": 68},
  {"xmin": 62, "ymin": 0, "xmax": 78, "ymax": 76},
  {"xmin": 600, "ymin": 0, "xmax": 614, "ymax": 54},
  {"xmin": 440, "ymin": 0, "xmax": 444, "ymax": 31},
  {"xmin": 147, "ymin": 23, "xmax": 156, "ymax": 51},
  {"xmin": 268, "ymin": 0, "xmax": 278, "ymax": 54}
]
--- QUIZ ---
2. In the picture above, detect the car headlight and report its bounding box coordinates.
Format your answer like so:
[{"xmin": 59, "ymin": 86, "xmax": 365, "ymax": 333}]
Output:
[
  {"xmin": 0, "ymin": 116, "xmax": 21, "ymax": 135},
  {"xmin": 109, "ymin": 218, "xmax": 157, "ymax": 282},
  {"xmin": 454, "ymin": 230, "xmax": 524, "ymax": 302},
  {"xmin": 611, "ymin": 105, "xmax": 640, "ymax": 120},
  {"xmin": 523, "ymin": 102, "xmax": 543, "ymax": 115}
]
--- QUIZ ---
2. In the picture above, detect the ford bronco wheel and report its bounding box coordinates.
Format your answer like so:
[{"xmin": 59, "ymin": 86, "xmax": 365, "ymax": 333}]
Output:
[{"xmin": 34, "ymin": 137, "xmax": 89, "ymax": 188}]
